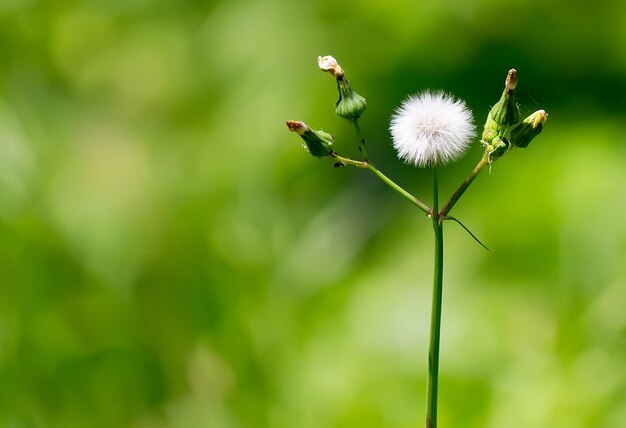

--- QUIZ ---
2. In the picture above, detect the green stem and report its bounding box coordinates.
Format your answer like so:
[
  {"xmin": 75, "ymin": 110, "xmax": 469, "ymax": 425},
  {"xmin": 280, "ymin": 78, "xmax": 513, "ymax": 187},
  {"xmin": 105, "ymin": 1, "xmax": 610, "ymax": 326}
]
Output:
[
  {"xmin": 332, "ymin": 153, "xmax": 369, "ymax": 168},
  {"xmin": 440, "ymin": 155, "xmax": 489, "ymax": 217},
  {"xmin": 367, "ymin": 164, "xmax": 430, "ymax": 214},
  {"xmin": 331, "ymin": 153, "xmax": 431, "ymax": 215},
  {"xmin": 426, "ymin": 166, "xmax": 444, "ymax": 428},
  {"xmin": 352, "ymin": 118, "xmax": 369, "ymax": 162}
]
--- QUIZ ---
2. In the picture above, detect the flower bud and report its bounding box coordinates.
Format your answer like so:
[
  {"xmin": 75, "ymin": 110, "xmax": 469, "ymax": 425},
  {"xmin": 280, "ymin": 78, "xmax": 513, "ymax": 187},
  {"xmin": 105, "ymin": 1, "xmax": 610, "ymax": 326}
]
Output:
[
  {"xmin": 318, "ymin": 55, "xmax": 367, "ymax": 120},
  {"xmin": 286, "ymin": 120, "xmax": 334, "ymax": 158},
  {"xmin": 509, "ymin": 110, "xmax": 548, "ymax": 148},
  {"xmin": 482, "ymin": 69, "xmax": 521, "ymax": 145},
  {"xmin": 335, "ymin": 76, "xmax": 367, "ymax": 119}
]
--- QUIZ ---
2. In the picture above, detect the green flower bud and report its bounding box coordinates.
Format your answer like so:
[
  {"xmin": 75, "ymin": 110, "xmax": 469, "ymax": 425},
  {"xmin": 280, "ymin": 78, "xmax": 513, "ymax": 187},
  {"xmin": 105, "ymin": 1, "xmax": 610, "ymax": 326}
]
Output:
[
  {"xmin": 509, "ymin": 110, "xmax": 548, "ymax": 148},
  {"xmin": 317, "ymin": 55, "xmax": 367, "ymax": 120},
  {"xmin": 482, "ymin": 69, "xmax": 520, "ymax": 145},
  {"xmin": 286, "ymin": 120, "xmax": 334, "ymax": 158},
  {"xmin": 335, "ymin": 76, "xmax": 367, "ymax": 119}
]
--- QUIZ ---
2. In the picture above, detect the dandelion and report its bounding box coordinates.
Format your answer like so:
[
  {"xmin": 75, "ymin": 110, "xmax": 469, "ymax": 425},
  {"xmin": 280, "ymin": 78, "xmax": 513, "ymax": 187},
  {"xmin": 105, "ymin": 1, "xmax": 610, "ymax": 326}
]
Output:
[
  {"xmin": 390, "ymin": 91, "xmax": 476, "ymax": 167},
  {"xmin": 285, "ymin": 64, "xmax": 548, "ymax": 428}
]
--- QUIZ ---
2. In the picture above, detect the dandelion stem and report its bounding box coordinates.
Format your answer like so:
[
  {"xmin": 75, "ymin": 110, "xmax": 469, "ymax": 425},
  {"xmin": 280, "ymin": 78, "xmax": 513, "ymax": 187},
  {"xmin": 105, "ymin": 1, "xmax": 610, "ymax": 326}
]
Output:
[
  {"xmin": 352, "ymin": 118, "xmax": 369, "ymax": 162},
  {"xmin": 440, "ymin": 154, "xmax": 489, "ymax": 217},
  {"xmin": 426, "ymin": 166, "xmax": 444, "ymax": 428},
  {"xmin": 331, "ymin": 153, "xmax": 430, "ymax": 214}
]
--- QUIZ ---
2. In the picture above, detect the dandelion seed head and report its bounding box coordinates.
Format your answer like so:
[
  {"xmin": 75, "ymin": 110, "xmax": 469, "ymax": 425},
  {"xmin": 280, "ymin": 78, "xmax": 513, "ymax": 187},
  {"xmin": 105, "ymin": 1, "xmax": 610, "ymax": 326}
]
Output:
[{"xmin": 390, "ymin": 91, "xmax": 475, "ymax": 167}]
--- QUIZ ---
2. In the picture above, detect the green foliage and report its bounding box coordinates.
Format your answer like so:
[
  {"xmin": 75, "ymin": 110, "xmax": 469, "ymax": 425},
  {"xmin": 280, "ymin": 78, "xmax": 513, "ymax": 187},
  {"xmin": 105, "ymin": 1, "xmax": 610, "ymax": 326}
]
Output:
[{"xmin": 0, "ymin": 0, "xmax": 625, "ymax": 427}]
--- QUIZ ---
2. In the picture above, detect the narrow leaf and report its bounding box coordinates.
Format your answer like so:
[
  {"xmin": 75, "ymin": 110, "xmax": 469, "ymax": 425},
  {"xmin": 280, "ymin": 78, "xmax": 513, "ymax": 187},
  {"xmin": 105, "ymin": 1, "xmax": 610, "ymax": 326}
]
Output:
[{"xmin": 445, "ymin": 216, "xmax": 494, "ymax": 252}]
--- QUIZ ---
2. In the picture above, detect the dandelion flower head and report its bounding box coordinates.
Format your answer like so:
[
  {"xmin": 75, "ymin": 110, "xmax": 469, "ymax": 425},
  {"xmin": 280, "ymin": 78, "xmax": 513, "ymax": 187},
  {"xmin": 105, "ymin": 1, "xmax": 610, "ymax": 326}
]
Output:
[{"xmin": 390, "ymin": 91, "xmax": 475, "ymax": 167}]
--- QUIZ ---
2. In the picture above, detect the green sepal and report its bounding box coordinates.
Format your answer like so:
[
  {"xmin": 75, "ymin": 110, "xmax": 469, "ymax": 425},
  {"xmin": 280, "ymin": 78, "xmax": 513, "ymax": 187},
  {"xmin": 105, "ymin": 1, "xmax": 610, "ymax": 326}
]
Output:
[
  {"xmin": 335, "ymin": 76, "xmax": 367, "ymax": 120},
  {"xmin": 301, "ymin": 128, "xmax": 334, "ymax": 158},
  {"xmin": 486, "ymin": 136, "xmax": 510, "ymax": 160}
]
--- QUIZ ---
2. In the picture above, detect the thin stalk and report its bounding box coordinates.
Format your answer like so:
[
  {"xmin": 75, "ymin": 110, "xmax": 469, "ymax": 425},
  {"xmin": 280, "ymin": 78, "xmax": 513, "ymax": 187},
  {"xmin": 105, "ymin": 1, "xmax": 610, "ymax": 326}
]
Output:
[
  {"xmin": 440, "ymin": 154, "xmax": 489, "ymax": 217},
  {"xmin": 352, "ymin": 118, "xmax": 369, "ymax": 162},
  {"xmin": 331, "ymin": 153, "xmax": 431, "ymax": 215},
  {"xmin": 367, "ymin": 164, "xmax": 430, "ymax": 214},
  {"xmin": 426, "ymin": 166, "xmax": 444, "ymax": 428},
  {"xmin": 332, "ymin": 153, "xmax": 369, "ymax": 168}
]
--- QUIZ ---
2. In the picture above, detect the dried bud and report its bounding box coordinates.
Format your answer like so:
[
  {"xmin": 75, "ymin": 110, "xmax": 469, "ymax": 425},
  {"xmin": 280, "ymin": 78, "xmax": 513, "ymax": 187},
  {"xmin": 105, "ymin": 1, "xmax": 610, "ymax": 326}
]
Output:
[
  {"xmin": 509, "ymin": 110, "xmax": 548, "ymax": 148},
  {"xmin": 317, "ymin": 55, "xmax": 344, "ymax": 77},
  {"xmin": 286, "ymin": 120, "xmax": 307, "ymax": 135},
  {"xmin": 482, "ymin": 68, "xmax": 521, "ymax": 145},
  {"xmin": 505, "ymin": 69, "xmax": 518, "ymax": 91},
  {"xmin": 286, "ymin": 120, "xmax": 334, "ymax": 158}
]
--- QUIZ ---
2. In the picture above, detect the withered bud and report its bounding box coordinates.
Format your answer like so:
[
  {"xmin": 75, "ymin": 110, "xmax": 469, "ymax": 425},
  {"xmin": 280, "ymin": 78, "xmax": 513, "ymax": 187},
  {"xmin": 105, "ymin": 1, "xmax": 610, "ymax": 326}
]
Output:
[{"xmin": 317, "ymin": 55, "xmax": 344, "ymax": 77}]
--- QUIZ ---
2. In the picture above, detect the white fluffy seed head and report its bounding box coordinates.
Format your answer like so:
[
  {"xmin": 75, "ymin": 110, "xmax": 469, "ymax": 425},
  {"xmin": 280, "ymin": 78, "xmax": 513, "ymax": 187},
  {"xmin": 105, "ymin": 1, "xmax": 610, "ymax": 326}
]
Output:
[{"xmin": 390, "ymin": 90, "xmax": 476, "ymax": 167}]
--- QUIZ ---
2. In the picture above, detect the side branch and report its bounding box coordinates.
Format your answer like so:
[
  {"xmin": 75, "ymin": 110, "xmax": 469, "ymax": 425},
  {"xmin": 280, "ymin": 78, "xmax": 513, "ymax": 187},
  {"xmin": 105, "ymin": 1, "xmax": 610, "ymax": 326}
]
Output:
[
  {"xmin": 331, "ymin": 153, "xmax": 431, "ymax": 215},
  {"xmin": 439, "ymin": 155, "xmax": 489, "ymax": 218}
]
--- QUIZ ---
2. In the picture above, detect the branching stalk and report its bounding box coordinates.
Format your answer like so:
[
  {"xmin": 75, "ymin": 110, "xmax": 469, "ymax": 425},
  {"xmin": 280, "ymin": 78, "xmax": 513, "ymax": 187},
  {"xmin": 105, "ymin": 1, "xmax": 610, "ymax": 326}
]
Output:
[{"xmin": 290, "ymin": 62, "xmax": 548, "ymax": 428}]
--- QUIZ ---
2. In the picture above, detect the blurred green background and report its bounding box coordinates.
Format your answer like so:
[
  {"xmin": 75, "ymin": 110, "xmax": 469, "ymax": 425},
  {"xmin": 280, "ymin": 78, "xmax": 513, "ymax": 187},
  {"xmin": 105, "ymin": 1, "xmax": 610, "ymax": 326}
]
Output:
[{"xmin": 1, "ymin": 0, "xmax": 625, "ymax": 427}]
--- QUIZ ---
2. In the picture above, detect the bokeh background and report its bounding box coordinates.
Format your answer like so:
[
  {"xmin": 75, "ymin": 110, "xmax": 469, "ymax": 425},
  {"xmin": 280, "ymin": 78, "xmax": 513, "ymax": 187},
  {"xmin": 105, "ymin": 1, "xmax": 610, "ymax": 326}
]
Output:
[{"xmin": 1, "ymin": 0, "xmax": 625, "ymax": 427}]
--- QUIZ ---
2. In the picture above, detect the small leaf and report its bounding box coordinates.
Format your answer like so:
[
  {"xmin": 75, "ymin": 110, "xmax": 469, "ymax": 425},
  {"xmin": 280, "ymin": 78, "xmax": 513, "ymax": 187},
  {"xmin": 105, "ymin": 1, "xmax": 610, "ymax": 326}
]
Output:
[{"xmin": 444, "ymin": 216, "xmax": 494, "ymax": 252}]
